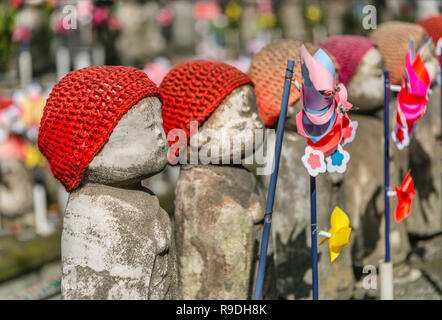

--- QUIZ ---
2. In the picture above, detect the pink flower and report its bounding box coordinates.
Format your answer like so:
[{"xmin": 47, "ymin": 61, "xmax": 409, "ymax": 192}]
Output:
[
  {"xmin": 157, "ymin": 6, "xmax": 173, "ymax": 27},
  {"xmin": 77, "ymin": 0, "xmax": 94, "ymax": 19},
  {"xmin": 92, "ymin": 7, "xmax": 109, "ymax": 27},
  {"xmin": 193, "ymin": 1, "xmax": 221, "ymax": 20},
  {"xmin": 9, "ymin": 0, "xmax": 24, "ymax": 10},
  {"xmin": 12, "ymin": 26, "xmax": 32, "ymax": 43},
  {"xmin": 52, "ymin": 13, "xmax": 70, "ymax": 35},
  {"xmin": 108, "ymin": 16, "xmax": 121, "ymax": 31},
  {"xmin": 307, "ymin": 153, "xmax": 322, "ymax": 170},
  {"xmin": 143, "ymin": 62, "xmax": 170, "ymax": 86}
]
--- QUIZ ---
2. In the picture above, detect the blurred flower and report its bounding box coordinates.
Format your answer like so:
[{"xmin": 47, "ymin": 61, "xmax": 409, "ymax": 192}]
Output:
[
  {"xmin": 47, "ymin": 0, "xmax": 60, "ymax": 10},
  {"xmin": 92, "ymin": 7, "xmax": 109, "ymax": 27},
  {"xmin": 224, "ymin": 56, "xmax": 251, "ymax": 73},
  {"xmin": 0, "ymin": 84, "xmax": 47, "ymax": 144},
  {"xmin": 143, "ymin": 57, "xmax": 171, "ymax": 86},
  {"xmin": 12, "ymin": 26, "xmax": 32, "ymax": 43},
  {"xmin": 193, "ymin": 1, "xmax": 221, "ymax": 21},
  {"xmin": 77, "ymin": 0, "xmax": 94, "ymax": 24},
  {"xmin": 257, "ymin": 12, "xmax": 276, "ymax": 29},
  {"xmin": 158, "ymin": 5, "xmax": 173, "ymax": 27},
  {"xmin": 51, "ymin": 12, "xmax": 71, "ymax": 35},
  {"xmin": 24, "ymin": 144, "xmax": 45, "ymax": 169},
  {"xmin": 225, "ymin": 0, "xmax": 241, "ymax": 22},
  {"xmin": 0, "ymin": 135, "xmax": 26, "ymax": 162},
  {"xmin": 9, "ymin": 0, "xmax": 24, "ymax": 10},
  {"xmin": 108, "ymin": 15, "xmax": 121, "ymax": 31},
  {"xmin": 305, "ymin": 4, "xmax": 322, "ymax": 23}
]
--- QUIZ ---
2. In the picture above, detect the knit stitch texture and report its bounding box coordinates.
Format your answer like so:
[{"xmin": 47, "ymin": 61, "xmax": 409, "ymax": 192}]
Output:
[
  {"xmin": 160, "ymin": 60, "xmax": 252, "ymax": 151},
  {"xmin": 370, "ymin": 22, "xmax": 426, "ymax": 85},
  {"xmin": 38, "ymin": 66, "xmax": 161, "ymax": 192},
  {"xmin": 319, "ymin": 35, "xmax": 376, "ymax": 85}
]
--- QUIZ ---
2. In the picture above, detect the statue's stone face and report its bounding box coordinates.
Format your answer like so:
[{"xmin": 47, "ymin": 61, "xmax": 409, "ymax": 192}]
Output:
[
  {"xmin": 189, "ymin": 84, "xmax": 264, "ymax": 163},
  {"xmin": 347, "ymin": 47, "xmax": 385, "ymax": 110},
  {"xmin": 84, "ymin": 97, "xmax": 168, "ymax": 186}
]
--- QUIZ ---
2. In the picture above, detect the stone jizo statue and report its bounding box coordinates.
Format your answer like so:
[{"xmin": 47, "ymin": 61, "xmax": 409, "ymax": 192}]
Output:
[
  {"xmin": 37, "ymin": 66, "xmax": 178, "ymax": 300},
  {"xmin": 160, "ymin": 60, "xmax": 274, "ymax": 299}
]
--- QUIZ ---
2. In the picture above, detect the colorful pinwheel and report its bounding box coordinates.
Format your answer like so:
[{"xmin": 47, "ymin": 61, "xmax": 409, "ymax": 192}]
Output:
[
  {"xmin": 319, "ymin": 206, "xmax": 352, "ymax": 263},
  {"xmin": 393, "ymin": 172, "xmax": 416, "ymax": 223},
  {"xmin": 296, "ymin": 45, "xmax": 357, "ymax": 176},
  {"xmin": 392, "ymin": 48, "xmax": 431, "ymax": 150}
]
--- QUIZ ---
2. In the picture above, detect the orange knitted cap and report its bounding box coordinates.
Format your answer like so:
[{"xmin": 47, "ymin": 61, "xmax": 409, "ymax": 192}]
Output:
[
  {"xmin": 160, "ymin": 60, "xmax": 252, "ymax": 145},
  {"xmin": 369, "ymin": 21, "xmax": 427, "ymax": 85},
  {"xmin": 38, "ymin": 66, "xmax": 161, "ymax": 192},
  {"xmin": 247, "ymin": 40, "xmax": 340, "ymax": 127}
]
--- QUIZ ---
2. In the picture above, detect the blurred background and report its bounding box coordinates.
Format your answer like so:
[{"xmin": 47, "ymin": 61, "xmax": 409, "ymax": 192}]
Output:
[{"xmin": 0, "ymin": 0, "xmax": 440, "ymax": 300}]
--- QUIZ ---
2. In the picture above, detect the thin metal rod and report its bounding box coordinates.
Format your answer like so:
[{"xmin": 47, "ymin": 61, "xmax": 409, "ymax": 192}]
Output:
[
  {"xmin": 408, "ymin": 39, "xmax": 415, "ymax": 60},
  {"xmin": 253, "ymin": 59, "xmax": 294, "ymax": 300},
  {"xmin": 384, "ymin": 71, "xmax": 391, "ymax": 263},
  {"xmin": 310, "ymin": 175, "xmax": 319, "ymax": 300}
]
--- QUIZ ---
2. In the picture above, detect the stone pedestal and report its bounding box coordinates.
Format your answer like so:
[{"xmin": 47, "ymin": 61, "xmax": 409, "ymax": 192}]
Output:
[
  {"xmin": 62, "ymin": 183, "xmax": 178, "ymax": 300},
  {"xmin": 268, "ymin": 129, "xmax": 354, "ymax": 300},
  {"xmin": 174, "ymin": 164, "xmax": 275, "ymax": 299}
]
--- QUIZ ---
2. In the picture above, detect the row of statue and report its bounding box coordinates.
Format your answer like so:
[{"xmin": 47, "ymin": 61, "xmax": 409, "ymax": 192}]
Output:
[{"xmin": 33, "ymin": 19, "xmax": 441, "ymax": 299}]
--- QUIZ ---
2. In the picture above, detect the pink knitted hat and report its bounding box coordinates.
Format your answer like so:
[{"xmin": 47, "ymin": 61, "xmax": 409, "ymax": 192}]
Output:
[{"xmin": 319, "ymin": 35, "xmax": 376, "ymax": 85}]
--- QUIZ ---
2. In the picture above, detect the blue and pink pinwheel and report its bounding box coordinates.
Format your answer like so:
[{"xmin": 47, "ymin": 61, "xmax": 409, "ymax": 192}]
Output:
[{"xmin": 296, "ymin": 45, "xmax": 357, "ymax": 176}]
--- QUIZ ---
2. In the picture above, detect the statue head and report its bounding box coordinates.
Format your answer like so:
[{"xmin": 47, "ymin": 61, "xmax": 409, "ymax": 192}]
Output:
[
  {"xmin": 38, "ymin": 66, "xmax": 167, "ymax": 191},
  {"xmin": 160, "ymin": 60, "xmax": 263, "ymax": 165}
]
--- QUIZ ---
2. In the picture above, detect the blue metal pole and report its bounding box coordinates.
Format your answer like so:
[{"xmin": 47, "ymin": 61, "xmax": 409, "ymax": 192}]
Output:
[
  {"xmin": 384, "ymin": 71, "xmax": 391, "ymax": 263},
  {"xmin": 310, "ymin": 175, "xmax": 319, "ymax": 300},
  {"xmin": 253, "ymin": 59, "xmax": 294, "ymax": 300}
]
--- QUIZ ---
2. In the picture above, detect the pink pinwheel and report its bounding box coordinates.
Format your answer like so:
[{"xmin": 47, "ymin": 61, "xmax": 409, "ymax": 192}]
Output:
[{"xmin": 392, "ymin": 49, "xmax": 431, "ymax": 149}]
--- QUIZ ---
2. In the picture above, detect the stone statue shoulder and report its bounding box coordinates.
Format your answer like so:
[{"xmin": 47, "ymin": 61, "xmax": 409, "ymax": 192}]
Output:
[
  {"xmin": 179, "ymin": 164, "xmax": 265, "ymax": 224},
  {"xmin": 63, "ymin": 183, "xmax": 176, "ymax": 300}
]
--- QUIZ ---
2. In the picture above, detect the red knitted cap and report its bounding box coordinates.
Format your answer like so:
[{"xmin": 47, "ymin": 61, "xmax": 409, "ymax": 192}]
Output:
[
  {"xmin": 417, "ymin": 15, "xmax": 442, "ymax": 64},
  {"xmin": 319, "ymin": 35, "xmax": 376, "ymax": 85},
  {"xmin": 38, "ymin": 66, "xmax": 161, "ymax": 192},
  {"xmin": 417, "ymin": 15, "xmax": 442, "ymax": 46},
  {"xmin": 160, "ymin": 60, "xmax": 252, "ymax": 150}
]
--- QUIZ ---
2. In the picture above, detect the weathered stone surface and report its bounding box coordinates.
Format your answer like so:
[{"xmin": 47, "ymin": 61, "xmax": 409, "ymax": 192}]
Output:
[
  {"xmin": 82, "ymin": 98, "xmax": 168, "ymax": 186},
  {"xmin": 63, "ymin": 184, "xmax": 177, "ymax": 300},
  {"xmin": 184, "ymin": 85, "xmax": 263, "ymax": 164},
  {"xmin": 344, "ymin": 114, "xmax": 411, "ymax": 269},
  {"xmin": 62, "ymin": 97, "xmax": 178, "ymax": 300},
  {"xmin": 405, "ymin": 86, "xmax": 441, "ymax": 236},
  {"xmin": 278, "ymin": 0, "xmax": 306, "ymax": 41},
  {"xmin": 0, "ymin": 160, "xmax": 33, "ymax": 218},
  {"xmin": 170, "ymin": 0, "xmax": 197, "ymax": 56},
  {"xmin": 174, "ymin": 164, "xmax": 275, "ymax": 299},
  {"xmin": 172, "ymin": 82, "xmax": 274, "ymax": 299},
  {"xmin": 266, "ymin": 125, "xmax": 354, "ymax": 300},
  {"xmin": 115, "ymin": 0, "xmax": 166, "ymax": 65},
  {"xmin": 323, "ymin": 0, "xmax": 350, "ymax": 36},
  {"xmin": 346, "ymin": 48, "xmax": 385, "ymax": 113}
]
